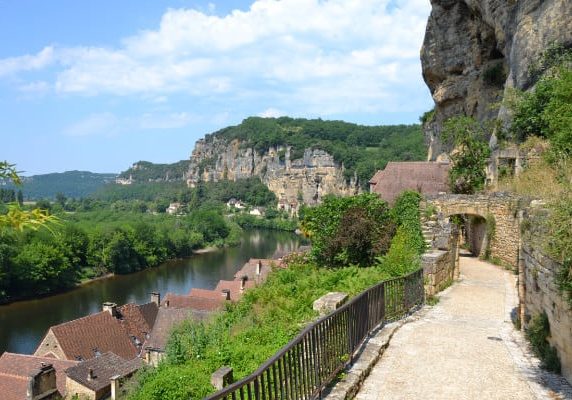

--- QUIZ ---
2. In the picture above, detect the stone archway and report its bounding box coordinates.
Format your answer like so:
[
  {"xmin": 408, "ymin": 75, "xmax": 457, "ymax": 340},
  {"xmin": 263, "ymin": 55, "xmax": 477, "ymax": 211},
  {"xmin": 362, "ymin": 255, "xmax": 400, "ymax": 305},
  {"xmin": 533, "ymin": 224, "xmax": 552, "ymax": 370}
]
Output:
[{"xmin": 425, "ymin": 193, "xmax": 521, "ymax": 268}]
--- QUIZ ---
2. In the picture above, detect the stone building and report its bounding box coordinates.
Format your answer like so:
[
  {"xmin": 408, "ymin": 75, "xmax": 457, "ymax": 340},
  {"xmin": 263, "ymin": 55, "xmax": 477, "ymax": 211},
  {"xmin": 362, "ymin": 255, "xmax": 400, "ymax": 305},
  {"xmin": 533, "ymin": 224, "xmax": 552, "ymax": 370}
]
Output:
[
  {"xmin": 34, "ymin": 302, "xmax": 158, "ymax": 361},
  {"xmin": 0, "ymin": 353, "xmax": 77, "ymax": 400},
  {"xmin": 65, "ymin": 352, "xmax": 142, "ymax": 400}
]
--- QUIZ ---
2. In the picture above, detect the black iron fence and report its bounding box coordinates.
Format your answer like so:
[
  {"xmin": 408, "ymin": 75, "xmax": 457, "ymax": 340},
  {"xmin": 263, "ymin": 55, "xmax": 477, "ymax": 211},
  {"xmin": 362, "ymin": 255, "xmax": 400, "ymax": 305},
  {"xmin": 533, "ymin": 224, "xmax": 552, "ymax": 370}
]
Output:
[{"xmin": 204, "ymin": 268, "xmax": 424, "ymax": 400}]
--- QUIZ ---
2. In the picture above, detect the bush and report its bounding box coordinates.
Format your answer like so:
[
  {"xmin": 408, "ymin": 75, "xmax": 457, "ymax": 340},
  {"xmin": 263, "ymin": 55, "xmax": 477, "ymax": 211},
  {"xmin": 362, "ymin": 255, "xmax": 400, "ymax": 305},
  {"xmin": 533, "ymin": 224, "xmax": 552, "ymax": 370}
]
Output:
[
  {"xmin": 301, "ymin": 194, "xmax": 394, "ymax": 267},
  {"xmin": 526, "ymin": 312, "xmax": 561, "ymax": 373}
]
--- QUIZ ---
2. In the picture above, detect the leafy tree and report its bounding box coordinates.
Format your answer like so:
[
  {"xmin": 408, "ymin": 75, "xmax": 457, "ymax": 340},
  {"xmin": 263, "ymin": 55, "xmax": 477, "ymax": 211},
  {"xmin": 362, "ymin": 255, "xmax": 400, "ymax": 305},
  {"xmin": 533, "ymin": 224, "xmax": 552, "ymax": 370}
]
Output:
[
  {"xmin": 442, "ymin": 116, "xmax": 491, "ymax": 194},
  {"xmin": 16, "ymin": 190, "xmax": 23, "ymax": 206},
  {"xmin": 301, "ymin": 194, "xmax": 394, "ymax": 267},
  {"xmin": 13, "ymin": 241, "xmax": 75, "ymax": 294}
]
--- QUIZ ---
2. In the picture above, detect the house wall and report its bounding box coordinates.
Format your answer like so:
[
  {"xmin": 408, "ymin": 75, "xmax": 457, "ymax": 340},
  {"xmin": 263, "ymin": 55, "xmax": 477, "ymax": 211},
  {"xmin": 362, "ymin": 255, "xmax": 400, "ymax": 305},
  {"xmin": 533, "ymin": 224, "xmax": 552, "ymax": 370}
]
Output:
[
  {"xmin": 65, "ymin": 378, "xmax": 96, "ymax": 400},
  {"xmin": 34, "ymin": 330, "xmax": 66, "ymax": 360}
]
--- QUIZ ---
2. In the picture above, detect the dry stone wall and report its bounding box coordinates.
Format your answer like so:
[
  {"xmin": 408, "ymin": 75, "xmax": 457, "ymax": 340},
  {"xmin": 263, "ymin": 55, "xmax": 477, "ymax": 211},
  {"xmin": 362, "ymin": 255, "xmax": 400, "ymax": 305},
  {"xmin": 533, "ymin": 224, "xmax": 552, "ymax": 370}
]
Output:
[{"xmin": 521, "ymin": 207, "xmax": 572, "ymax": 383}]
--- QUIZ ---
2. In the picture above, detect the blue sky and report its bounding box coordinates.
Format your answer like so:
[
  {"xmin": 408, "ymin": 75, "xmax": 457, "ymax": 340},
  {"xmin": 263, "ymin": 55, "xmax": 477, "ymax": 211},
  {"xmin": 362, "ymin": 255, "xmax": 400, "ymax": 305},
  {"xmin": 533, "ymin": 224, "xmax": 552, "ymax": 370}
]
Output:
[{"xmin": 0, "ymin": 0, "xmax": 433, "ymax": 175}]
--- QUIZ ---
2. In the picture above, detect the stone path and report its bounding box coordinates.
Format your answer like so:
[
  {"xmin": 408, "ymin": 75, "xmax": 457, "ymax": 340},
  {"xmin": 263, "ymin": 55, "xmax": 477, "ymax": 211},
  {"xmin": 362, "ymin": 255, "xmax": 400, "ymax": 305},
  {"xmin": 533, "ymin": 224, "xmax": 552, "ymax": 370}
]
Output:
[{"xmin": 354, "ymin": 256, "xmax": 572, "ymax": 400}]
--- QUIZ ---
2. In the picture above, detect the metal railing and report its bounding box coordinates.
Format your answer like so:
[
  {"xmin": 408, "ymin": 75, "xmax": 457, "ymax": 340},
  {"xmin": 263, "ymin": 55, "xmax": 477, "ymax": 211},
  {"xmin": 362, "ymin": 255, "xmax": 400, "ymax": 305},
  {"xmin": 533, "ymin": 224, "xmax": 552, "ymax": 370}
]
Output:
[{"xmin": 204, "ymin": 268, "xmax": 424, "ymax": 400}]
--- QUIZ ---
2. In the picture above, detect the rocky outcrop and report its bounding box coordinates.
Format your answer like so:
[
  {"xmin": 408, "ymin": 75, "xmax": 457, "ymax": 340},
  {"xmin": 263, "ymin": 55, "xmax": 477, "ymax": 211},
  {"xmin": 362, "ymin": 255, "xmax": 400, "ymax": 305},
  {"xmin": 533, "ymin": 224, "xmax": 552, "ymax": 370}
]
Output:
[
  {"xmin": 421, "ymin": 0, "xmax": 572, "ymax": 159},
  {"xmin": 187, "ymin": 137, "xmax": 359, "ymax": 205}
]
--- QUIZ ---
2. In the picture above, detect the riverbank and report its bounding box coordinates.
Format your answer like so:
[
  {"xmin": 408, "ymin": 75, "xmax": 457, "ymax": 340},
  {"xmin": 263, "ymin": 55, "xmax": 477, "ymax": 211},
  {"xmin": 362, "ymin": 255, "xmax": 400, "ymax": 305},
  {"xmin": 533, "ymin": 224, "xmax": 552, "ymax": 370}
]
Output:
[{"xmin": 0, "ymin": 229, "xmax": 301, "ymax": 355}]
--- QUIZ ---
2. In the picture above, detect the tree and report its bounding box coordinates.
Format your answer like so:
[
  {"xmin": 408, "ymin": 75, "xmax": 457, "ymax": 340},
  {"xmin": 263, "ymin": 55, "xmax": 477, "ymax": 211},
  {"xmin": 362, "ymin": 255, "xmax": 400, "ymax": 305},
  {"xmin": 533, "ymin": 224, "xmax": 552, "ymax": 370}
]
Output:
[
  {"xmin": 0, "ymin": 161, "xmax": 58, "ymax": 232},
  {"xmin": 55, "ymin": 192, "xmax": 67, "ymax": 208},
  {"xmin": 442, "ymin": 117, "xmax": 491, "ymax": 194},
  {"xmin": 301, "ymin": 193, "xmax": 394, "ymax": 267},
  {"xmin": 16, "ymin": 190, "xmax": 23, "ymax": 206}
]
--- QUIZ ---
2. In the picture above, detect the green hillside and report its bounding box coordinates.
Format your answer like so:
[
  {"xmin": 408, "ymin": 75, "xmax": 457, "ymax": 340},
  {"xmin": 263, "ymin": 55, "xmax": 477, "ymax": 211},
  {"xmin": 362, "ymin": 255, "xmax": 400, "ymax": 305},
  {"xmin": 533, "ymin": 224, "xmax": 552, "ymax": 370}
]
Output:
[
  {"xmin": 206, "ymin": 117, "xmax": 426, "ymax": 187},
  {"xmin": 117, "ymin": 160, "xmax": 190, "ymax": 182},
  {"xmin": 1, "ymin": 171, "xmax": 117, "ymax": 200}
]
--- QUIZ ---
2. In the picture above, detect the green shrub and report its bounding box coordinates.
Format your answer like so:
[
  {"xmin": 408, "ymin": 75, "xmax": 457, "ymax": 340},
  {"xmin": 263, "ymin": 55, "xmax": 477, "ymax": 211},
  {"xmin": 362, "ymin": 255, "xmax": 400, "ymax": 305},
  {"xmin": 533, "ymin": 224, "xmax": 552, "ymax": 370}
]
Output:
[
  {"xmin": 526, "ymin": 313, "xmax": 561, "ymax": 373},
  {"xmin": 442, "ymin": 116, "xmax": 491, "ymax": 194}
]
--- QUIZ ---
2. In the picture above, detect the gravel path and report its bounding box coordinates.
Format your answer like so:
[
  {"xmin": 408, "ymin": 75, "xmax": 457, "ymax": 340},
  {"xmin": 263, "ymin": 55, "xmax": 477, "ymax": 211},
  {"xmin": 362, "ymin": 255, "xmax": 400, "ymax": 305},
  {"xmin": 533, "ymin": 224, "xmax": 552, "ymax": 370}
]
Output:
[{"xmin": 354, "ymin": 256, "xmax": 572, "ymax": 400}]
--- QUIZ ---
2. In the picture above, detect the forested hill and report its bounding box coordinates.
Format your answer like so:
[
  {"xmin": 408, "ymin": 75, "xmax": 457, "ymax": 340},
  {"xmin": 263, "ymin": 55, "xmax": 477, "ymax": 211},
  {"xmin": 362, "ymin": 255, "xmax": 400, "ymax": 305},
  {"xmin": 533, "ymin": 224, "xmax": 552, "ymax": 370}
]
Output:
[
  {"xmin": 1, "ymin": 171, "xmax": 116, "ymax": 200},
  {"xmin": 203, "ymin": 116, "xmax": 426, "ymax": 187},
  {"xmin": 117, "ymin": 160, "xmax": 190, "ymax": 183}
]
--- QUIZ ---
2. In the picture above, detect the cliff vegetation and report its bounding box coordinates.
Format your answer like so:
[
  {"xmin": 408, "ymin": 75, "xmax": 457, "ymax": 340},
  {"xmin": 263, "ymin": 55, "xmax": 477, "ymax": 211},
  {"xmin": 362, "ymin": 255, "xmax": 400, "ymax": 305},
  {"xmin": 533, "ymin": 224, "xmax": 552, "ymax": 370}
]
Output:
[{"xmin": 204, "ymin": 116, "xmax": 425, "ymax": 188}]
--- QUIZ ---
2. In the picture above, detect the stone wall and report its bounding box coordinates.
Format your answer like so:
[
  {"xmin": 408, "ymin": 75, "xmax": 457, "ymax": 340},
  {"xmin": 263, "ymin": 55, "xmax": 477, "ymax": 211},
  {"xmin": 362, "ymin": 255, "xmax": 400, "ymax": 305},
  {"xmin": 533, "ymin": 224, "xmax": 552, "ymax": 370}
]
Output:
[
  {"xmin": 34, "ymin": 330, "xmax": 66, "ymax": 360},
  {"xmin": 427, "ymin": 193, "xmax": 520, "ymax": 268},
  {"xmin": 421, "ymin": 210, "xmax": 460, "ymax": 296},
  {"xmin": 521, "ymin": 208, "xmax": 572, "ymax": 383}
]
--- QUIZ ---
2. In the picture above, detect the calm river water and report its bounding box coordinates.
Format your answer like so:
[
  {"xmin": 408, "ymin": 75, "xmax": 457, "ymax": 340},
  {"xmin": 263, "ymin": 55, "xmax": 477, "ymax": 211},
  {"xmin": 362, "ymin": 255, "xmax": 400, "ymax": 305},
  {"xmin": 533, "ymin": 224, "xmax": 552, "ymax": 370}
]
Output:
[{"xmin": 0, "ymin": 230, "xmax": 301, "ymax": 356}]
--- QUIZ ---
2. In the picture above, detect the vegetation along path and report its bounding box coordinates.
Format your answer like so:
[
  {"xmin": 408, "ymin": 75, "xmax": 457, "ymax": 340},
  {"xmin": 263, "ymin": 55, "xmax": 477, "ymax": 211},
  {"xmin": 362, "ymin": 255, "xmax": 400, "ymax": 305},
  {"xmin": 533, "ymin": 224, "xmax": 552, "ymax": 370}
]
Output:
[{"xmin": 355, "ymin": 256, "xmax": 572, "ymax": 400}]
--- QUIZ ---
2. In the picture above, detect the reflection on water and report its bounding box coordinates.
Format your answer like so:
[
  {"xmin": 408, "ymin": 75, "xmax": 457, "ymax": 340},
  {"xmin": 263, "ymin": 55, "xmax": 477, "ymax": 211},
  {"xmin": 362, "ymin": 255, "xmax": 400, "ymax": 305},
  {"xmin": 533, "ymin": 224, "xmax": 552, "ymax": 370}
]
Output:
[{"xmin": 0, "ymin": 230, "xmax": 300, "ymax": 355}]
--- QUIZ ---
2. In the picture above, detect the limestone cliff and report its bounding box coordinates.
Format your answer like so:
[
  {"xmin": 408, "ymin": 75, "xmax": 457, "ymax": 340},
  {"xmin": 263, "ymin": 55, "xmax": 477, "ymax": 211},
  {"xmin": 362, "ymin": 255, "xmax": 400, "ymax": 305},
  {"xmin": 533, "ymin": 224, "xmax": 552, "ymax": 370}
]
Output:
[
  {"xmin": 421, "ymin": 0, "xmax": 572, "ymax": 159},
  {"xmin": 187, "ymin": 136, "xmax": 359, "ymax": 206}
]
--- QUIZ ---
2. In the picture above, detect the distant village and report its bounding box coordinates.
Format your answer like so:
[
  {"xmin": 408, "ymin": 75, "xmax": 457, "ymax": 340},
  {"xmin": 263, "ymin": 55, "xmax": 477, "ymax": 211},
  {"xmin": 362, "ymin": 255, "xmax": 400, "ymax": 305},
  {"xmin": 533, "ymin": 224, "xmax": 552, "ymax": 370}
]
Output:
[{"xmin": 0, "ymin": 251, "xmax": 309, "ymax": 400}]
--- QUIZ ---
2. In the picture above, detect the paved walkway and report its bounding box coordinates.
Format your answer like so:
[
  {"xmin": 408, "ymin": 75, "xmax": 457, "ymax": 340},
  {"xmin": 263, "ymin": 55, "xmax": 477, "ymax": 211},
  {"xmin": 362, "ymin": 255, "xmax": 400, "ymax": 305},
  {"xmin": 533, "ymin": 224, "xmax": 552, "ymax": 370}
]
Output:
[{"xmin": 355, "ymin": 256, "xmax": 572, "ymax": 400}]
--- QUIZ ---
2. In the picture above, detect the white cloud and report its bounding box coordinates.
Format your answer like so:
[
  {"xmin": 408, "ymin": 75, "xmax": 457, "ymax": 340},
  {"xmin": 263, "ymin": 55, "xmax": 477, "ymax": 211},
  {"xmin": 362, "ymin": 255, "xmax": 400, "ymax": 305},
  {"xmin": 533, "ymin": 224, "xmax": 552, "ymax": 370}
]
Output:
[
  {"xmin": 2, "ymin": 0, "xmax": 432, "ymax": 116},
  {"xmin": 259, "ymin": 108, "xmax": 285, "ymax": 118},
  {"xmin": 0, "ymin": 47, "xmax": 55, "ymax": 77},
  {"xmin": 63, "ymin": 111, "xmax": 194, "ymax": 136}
]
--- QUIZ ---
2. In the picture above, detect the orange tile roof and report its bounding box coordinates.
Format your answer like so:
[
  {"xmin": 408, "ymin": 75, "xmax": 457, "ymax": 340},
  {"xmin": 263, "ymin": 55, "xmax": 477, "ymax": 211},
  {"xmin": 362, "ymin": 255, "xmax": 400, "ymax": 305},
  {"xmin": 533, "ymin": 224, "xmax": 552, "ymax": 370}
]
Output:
[
  {"xmin": 48, "ymin": 311, "xmax": 138, "ymax": 361},
  {"xmin": 233, "ymin": 258, "xmax": 277, "ymax": 284},
  {"xmin": 369, "ymin": 162, "xmax": 450, "ymax": 204},
  {"xmin": 162, "ymin": 293, "xmax": 224, "ymax": 311},
  {"xmin": 117, "ymin": 303, "xmax": 158, "ymax": 347},
  {"xmin": 215, "ymin": 280, "xmax": 255, "ymax": 301},
  {"xmin": 0, "ymin": 352, "xmax": 77, "ymax": 399},
  {"xmin": 188, "ymin": 288, "xmax": 226, "ymax": 300}
]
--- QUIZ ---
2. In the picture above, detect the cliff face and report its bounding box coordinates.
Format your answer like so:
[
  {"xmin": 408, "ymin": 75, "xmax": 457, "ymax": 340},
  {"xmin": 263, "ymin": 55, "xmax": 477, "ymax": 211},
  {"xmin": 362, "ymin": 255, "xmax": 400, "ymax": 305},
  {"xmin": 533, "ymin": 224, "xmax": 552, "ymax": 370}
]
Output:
[
  {"xmin": 421, "ymin": 0, "xmax": 572, "ymax": 159},
  {"xmin": 187, "ymin": 137, "xmax": 359, "ymax": 205}
]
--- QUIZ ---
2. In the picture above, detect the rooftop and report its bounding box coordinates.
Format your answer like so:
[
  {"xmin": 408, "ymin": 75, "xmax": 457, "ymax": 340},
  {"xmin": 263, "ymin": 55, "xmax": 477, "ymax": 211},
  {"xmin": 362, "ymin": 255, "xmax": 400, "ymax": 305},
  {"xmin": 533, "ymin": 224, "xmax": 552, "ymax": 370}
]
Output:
[
  {"xmin": 0, "ymin": 352, "xmax": 77, "ymax": 400},
  {"xmin": 65, "ymin": 352, "xmax": 142, "ymax": 392},
  {"xmin": 162, "ymin": 293, "xmax": 225, "ymax": 311},
  {"xmin": 369, "ymin": 161, "xmax": 450, "ymax": 204},
  {"xmin": 143, "ymin": 308, "xmax": 213, "ymax": 352},
  {"xmin": 45, "ymin": 311, "xmax": 139, "ymax": 361}
]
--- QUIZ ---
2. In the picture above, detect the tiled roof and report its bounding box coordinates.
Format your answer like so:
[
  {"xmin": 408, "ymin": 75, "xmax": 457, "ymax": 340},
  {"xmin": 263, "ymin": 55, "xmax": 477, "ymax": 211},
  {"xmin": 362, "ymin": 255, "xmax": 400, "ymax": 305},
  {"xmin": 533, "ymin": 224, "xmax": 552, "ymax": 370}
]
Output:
[
  {"xmin": 188, "ymin": 288, "xmax": 226, "ymax": 300},
  {"xmin": 369, "ymin": 162, "xmax": 450, "ymax": 204},
  {"xmin": 65, "ymin": 352, "xmax": 142, "ymax": 392},
  {"xmin": 162, "ymin": 293, "xmax": 224, "ymax": 311},
  {"xmin": 49, "ymin": 311, "xmax": 138, "ymax": 361},
  {"xmin": 233, "ymin": 258, "xmax": 276, "ymax": 284},
  {"xmin": 0, "ymin": 352, "xmax": 77, "ymax": 399},
  {"xmin": 215, "ymin": 280, "xmax": 255, "ymax": 301},
  {"xmin": 117, "ymin": 303, "xmax": 158, "ymax": 346},
  {"xmin": 143, "ymin": 308, "xmax": 213, "ymax": 352}
]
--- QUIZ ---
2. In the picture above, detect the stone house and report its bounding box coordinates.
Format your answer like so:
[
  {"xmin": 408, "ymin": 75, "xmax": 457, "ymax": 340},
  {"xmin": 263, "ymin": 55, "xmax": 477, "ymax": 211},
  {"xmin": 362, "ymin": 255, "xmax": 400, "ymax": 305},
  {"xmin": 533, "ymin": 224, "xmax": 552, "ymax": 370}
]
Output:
[
  {"xmin": 369, "ymin": 161, "xmax": 450, "ymax": 204},
  {"xmin": 34, "ymin": 302, "xmax": 158, "ymax": 361},
  {"xmin": 64, "ymin": 352, "xmax": 142, "ymax": 400},
  {"xmin": 0, "ymin": 353, "xmax": 77, "ymax": 400}
]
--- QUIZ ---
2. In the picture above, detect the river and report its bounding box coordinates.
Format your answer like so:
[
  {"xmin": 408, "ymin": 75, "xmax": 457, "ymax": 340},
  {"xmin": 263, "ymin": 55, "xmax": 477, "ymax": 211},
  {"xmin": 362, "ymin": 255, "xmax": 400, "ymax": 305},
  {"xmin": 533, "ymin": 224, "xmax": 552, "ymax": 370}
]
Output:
[{"xmin": 0, "ymin": 229, "xmax": 301, "ymax": 356}]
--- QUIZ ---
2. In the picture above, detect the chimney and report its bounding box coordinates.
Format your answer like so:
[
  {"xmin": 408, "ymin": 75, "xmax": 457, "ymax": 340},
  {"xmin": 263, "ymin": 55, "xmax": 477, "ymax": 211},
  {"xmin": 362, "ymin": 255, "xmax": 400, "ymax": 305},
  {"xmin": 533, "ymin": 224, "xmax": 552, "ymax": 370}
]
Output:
[
  {"xmin": 103, "ymin": 302, "xmax": 118, "ymax": 317},
  {"xmin": 256, "ymin": 260, "xmax": 262, "ymax": 276},
  {"xmin": 87, "ymin": 368, "xmax": 94, "ymax": 381},
  {"xmin": 27, "ymin": 363, "xmax": 57, "ymax": 400},
  {"xmin": 221, "ymin": 289, "xmax": 231, "ymax": 301},
  {"xmin": 240, "ymin": 276, "xmax": 248, "ymax": 291},
  {"xmin": 110, "ymin": 375, "xmax": 121, "ymax": 400},
  {"xmin": 150, "ymin": 292, "xmax": 160, "ymax": 306}
]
